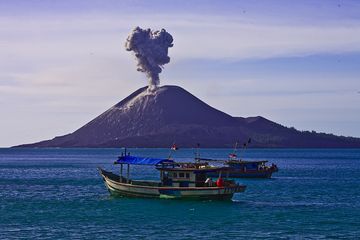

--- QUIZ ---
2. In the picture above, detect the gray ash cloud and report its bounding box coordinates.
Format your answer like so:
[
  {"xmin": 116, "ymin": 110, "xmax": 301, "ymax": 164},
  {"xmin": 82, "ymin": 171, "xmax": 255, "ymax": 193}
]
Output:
[{"xmin": 125, "ymin": 27, "xmax": 174, "ymax": 90}]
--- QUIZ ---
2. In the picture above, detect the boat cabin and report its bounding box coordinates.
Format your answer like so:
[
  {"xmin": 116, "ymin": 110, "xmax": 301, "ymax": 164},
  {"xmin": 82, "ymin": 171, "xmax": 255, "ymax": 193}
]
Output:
[
  {"xmin": 226, "ymin": 160, "xmax": 269, "ymax": 171},
  {"xmin": 157, "ymin": 162, "xmax": 226, "ymax": 187}
]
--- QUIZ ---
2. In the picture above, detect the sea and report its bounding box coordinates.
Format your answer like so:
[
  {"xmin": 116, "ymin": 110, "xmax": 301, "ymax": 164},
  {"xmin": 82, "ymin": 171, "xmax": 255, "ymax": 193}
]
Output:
[{"xmin": 0, "ymin": 148, "xmax": 359, "ymax": 239}]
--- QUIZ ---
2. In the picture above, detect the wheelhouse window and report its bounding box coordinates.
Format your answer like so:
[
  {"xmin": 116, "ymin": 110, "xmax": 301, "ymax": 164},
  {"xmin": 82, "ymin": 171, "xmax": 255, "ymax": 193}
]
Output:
[
  {"xmin": 172, "ymin": 172, "xmax": 177, "ymax": 178},
  {"xmin": 179, "ymin": 172, "xmax": 185, "ymax": 178},
  {"xmin": 186, "ymin": 173, "xmax": 190, "ymax": 178}
]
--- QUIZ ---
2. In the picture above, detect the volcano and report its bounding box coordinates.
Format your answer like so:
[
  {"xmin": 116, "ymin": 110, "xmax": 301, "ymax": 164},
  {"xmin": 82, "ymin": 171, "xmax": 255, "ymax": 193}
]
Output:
[{"xmin": 15, "ymin": 85, "xmax": 360, "ymax": 148}]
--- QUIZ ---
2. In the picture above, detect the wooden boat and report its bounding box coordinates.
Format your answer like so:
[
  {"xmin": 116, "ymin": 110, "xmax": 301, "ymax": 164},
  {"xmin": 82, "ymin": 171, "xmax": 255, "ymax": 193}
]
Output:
[
  {"xmin": 222, "ymin": 159, "xmax": 278, "ymax": 178},
  {"xmin": 196, "ymin": 158, "xmax": 278, "ymax": 178},
  {"xmin": 99, "ymin": 153, "xmax": 246, "ymax": 200},
  {"xmin": 195, "ymin": 140, "xmax": 278, "ymax": 178}
]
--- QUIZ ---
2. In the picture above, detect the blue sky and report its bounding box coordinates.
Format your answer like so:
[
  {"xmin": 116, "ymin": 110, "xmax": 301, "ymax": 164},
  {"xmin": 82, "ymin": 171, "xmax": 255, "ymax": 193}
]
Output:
[{"xmin": 0, "ymin": 0, "xmax": 360, "ymax": 147}]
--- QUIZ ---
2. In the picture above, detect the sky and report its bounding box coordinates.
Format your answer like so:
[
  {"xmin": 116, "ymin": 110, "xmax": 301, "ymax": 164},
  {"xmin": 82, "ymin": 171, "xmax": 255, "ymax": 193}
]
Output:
[{"xmin": 0, "ymin": 0, "xmax": 360, "ymax": 147}]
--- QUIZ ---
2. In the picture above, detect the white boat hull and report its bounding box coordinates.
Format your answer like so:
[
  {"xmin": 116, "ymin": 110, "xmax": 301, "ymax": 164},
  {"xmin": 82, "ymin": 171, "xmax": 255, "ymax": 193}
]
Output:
[{"xmin": 99, "ymin": 168, "xmax": 245, "ymax": 200}]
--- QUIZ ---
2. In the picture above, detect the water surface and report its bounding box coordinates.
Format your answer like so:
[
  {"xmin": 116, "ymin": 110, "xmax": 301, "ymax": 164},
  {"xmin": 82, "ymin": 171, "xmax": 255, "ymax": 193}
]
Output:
[{"xmin": 1, "ymin": 148, "xmax": 359, "ymax": 239}]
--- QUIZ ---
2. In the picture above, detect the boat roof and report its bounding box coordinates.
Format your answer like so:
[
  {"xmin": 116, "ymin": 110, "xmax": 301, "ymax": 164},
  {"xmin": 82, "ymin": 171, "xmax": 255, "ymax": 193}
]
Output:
[
  {"xmin": 196, "ymin": 157, "xmax": 268, "ymax": 164},
  {"xmin": 226, "ymin": 160, "xmax": 268, "ymax": 164},
  {"xmin": 115, "ymin": 155, "xmax": 174, "ymax": 165},
  {"xmin": 157, "ymin": 162, "xmax": 230, "ymax": 173}
]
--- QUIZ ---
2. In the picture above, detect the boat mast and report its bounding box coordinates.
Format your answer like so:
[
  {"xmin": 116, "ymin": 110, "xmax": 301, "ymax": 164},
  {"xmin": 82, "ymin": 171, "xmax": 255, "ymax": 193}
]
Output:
[
  {"xmin": 233, "ymin": 141, "xmax": 238, "ymax": 157},
  {"xmin": 168, "ymin": 141, "xmax": 175, "ymax": 159},
  {"xmin": 119, "ymin": 148, "xmax": 129, "ymax": 182},
  {"xmin": 195, "ymin": 143, "xmax": 200, "ymax": 162},
  {"xmin": 119, "ymin": 149, "xmax": 124, "ymax": 179},
  {"xmin": 229, "ymin": 141, "xmax": 239, "ymax": 160},
  {"xmin": 127, "ymin": 164, "xmax": 130, "ymax": 183}
]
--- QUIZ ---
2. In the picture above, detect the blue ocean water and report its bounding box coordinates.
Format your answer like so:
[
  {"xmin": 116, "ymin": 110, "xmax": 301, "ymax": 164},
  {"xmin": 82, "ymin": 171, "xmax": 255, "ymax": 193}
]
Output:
[{"xmin": 0, "ymin": 148, "xmax": 360, "ymax": 239}]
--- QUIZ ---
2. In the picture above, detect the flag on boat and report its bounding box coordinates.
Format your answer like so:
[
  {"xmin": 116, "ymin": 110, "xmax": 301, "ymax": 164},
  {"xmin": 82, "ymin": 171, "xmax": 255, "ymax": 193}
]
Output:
[{"xmin": 171, "ymin": 144, "xmax": 179, "ymax": 151}]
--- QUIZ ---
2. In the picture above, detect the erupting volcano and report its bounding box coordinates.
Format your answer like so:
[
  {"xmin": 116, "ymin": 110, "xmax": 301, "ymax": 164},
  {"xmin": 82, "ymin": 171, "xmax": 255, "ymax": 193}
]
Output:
[
  {"xmin": 14, "ymin": 27, "xmax": 360, "ymax": 148},
  {"xmin": 15, "ymin": 85, "xmax": 360, "ymax": 148}
]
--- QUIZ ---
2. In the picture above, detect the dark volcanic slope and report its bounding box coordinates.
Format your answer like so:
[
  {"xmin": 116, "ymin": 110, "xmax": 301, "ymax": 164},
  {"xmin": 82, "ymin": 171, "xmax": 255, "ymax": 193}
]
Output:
[{"xmin": 16, "ymin": 85, "xmax": 360, "ymax": 148}]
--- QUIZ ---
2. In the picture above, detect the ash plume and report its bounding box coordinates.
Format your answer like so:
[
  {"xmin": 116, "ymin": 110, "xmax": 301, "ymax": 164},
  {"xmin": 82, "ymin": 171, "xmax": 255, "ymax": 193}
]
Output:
[{"xmin": 125, "ymin": 27, "xmax": 174, "ymax": 90}]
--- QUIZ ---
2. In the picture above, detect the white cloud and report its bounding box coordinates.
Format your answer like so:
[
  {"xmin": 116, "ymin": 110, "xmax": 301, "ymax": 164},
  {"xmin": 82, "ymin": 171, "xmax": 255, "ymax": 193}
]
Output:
[{"xmin": 1, "ymin": 13, "xmax": 360, "ymax": 60}]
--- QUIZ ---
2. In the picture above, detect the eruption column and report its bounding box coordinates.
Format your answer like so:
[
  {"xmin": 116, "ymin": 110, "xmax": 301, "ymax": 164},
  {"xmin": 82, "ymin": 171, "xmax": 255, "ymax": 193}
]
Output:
[{"xmin": 125, "ymin": 27, "xmax": 174, "ymax": 91}]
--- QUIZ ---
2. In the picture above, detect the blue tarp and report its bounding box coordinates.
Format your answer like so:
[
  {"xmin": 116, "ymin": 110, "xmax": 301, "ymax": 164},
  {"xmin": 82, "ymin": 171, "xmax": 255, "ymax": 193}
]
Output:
[{"xmin": 115, "ymin": 155, "xmax": 174, "ymax": 165}]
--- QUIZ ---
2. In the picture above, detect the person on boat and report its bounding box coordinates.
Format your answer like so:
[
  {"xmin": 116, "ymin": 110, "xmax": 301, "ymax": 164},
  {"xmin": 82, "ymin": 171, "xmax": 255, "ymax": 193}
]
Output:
[
  {"xmin": 216, "ymin": 177, "xmax": 224, "ymax": 187},
  {"xmin": 205, "ymin": 177, "xmax": 213, "ymax": 187}
]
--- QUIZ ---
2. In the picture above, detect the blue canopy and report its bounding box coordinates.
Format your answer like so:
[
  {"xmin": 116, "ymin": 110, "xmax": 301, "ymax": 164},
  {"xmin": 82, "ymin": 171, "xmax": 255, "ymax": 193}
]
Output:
[{"xmin": 115, "ymin": 155, "xmax": 174, "ymax": 165}]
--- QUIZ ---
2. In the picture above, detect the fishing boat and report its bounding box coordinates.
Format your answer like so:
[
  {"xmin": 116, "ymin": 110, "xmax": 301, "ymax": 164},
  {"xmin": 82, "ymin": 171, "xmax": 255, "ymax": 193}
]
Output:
[
  {"xmin": 196, "ymin": 157, "xmax": 278, "ymax": 178},
  {"xmin": 222, "ymin": 159, "xmax": 278, "ymax": 178},
  {"xmin": 195, "ymin": 140, "xmax": 278, "ymax": 178},
  {"xmin": 98, "ymin": 151, "xmax": 246, "ymax": 200}
]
